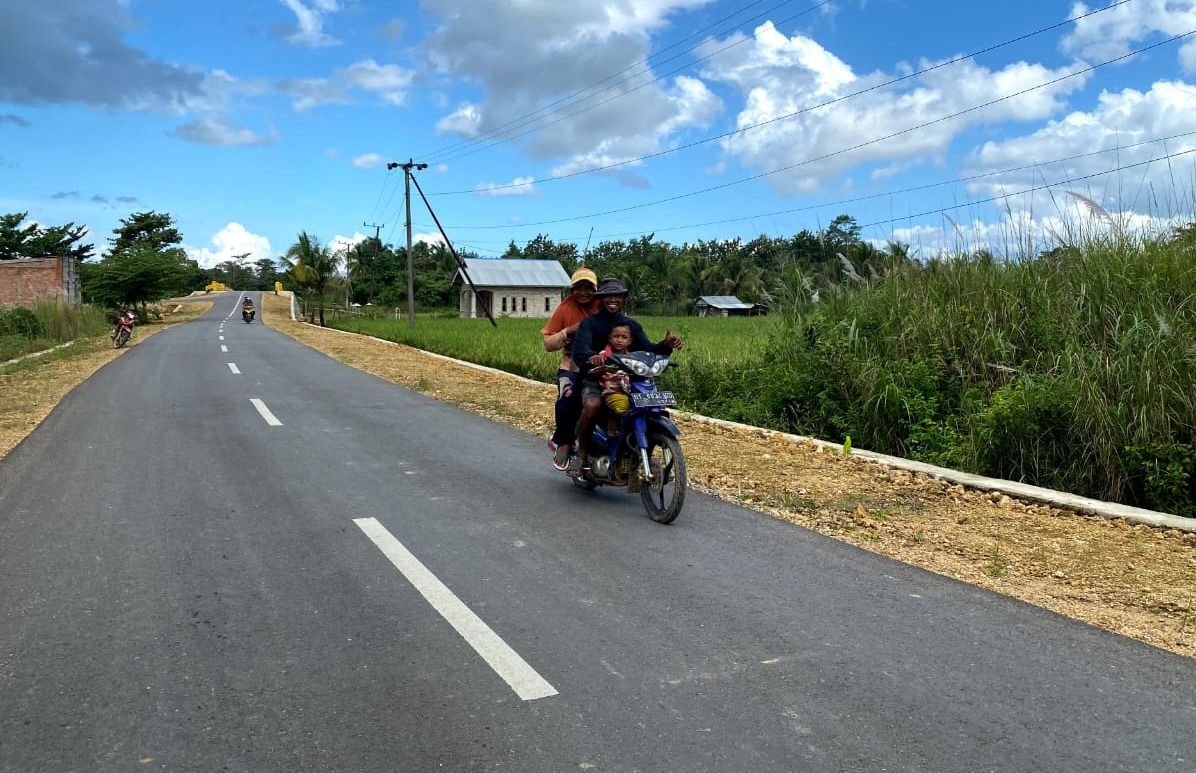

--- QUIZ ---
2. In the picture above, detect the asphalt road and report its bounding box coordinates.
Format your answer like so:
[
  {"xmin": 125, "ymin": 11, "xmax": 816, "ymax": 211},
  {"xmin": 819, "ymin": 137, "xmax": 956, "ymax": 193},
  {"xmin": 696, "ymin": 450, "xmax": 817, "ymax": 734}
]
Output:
[{"xmin": 1, "ymin": 293, "xmax": 1193, "ymax": 772}]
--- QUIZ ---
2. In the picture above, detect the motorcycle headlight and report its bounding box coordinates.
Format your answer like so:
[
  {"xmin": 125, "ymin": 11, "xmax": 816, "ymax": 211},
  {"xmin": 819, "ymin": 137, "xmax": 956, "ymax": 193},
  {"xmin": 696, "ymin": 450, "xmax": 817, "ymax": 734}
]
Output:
[
  {"xmin": 627, "ymin": 359, "xmax": 650, "ymax": 377},
  {"xmin": 649, "ymin": 359, "xmax": 670, "ymax": 376}
]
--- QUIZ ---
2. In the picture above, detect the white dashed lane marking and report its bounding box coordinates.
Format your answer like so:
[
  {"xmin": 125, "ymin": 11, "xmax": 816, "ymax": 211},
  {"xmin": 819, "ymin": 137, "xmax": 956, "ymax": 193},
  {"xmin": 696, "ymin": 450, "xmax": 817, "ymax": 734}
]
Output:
[
  {"xmin": 249, "ymin": 398, "xmax": 282, "ymax": 426},
  {"xmin": 353, "ymin": 517, "xmax": 558, "ymax": 702}
]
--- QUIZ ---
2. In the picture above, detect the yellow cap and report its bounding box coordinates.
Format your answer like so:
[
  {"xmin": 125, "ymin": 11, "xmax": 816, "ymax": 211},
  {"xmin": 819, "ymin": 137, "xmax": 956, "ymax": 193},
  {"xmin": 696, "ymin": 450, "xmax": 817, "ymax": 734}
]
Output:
[{"xmin": 571, "ymin": 267, "xmax": 598, "ymax": 288}]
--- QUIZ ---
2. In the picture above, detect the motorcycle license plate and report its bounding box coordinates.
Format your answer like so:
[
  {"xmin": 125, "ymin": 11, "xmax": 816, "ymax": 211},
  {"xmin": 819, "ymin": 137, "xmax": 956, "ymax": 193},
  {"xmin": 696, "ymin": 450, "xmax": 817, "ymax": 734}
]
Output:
[{"xmin": 631, "ymin": 391, "xmax": 676, "ymax": 408}]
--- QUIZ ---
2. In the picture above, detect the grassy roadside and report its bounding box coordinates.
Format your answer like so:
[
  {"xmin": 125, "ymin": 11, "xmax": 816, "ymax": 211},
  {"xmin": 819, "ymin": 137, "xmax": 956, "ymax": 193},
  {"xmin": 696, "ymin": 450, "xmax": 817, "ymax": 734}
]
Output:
[
  {"xmin": 0, "ymin": 302, "xmax": 211, "ymax": 459},
  {"xmin": 262, "ymin": 292, "xmax": 1196, "ymax": 659}
]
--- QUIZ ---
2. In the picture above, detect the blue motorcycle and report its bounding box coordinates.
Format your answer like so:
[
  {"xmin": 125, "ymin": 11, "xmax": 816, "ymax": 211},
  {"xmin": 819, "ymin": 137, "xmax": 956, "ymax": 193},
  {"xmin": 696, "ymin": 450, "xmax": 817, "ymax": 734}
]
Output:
[{"xmin": 567, "ymin": 351, "xmax": 687, "ymax": 524}]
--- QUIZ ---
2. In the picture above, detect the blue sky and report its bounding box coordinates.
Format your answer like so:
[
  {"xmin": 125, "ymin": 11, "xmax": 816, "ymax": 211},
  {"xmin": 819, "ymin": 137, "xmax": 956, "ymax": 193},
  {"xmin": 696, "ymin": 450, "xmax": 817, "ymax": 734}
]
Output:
[{"xmin": 1, "ymin": 0, "xmax": 1194, "ymax": 266}]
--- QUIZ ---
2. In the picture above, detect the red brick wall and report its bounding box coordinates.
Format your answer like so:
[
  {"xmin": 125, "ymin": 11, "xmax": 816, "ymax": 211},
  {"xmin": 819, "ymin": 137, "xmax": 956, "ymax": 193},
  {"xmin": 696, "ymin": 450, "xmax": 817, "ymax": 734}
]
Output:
[{"xmin": 0, "ymin": 258, "xmax": 78, "ymax": 308}]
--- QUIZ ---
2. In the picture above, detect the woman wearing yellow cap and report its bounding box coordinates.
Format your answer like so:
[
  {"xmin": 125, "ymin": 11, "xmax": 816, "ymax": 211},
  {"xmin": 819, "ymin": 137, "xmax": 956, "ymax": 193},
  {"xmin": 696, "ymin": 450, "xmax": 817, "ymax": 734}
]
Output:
[{"xmin": 541, "ymin": 267, "xmax": 599, "ymax": 469}]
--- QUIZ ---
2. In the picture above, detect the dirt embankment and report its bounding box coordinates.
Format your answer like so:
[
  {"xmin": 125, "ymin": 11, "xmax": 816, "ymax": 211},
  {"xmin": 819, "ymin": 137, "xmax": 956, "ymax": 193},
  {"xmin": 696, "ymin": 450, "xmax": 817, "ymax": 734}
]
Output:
[
  {"xmin": 261, "ymin": 294, "xmax": 1196, "ymax": 659},
  {"xmin": 0, "ymin": 303, "xmax": 211, "ymax": 460}
]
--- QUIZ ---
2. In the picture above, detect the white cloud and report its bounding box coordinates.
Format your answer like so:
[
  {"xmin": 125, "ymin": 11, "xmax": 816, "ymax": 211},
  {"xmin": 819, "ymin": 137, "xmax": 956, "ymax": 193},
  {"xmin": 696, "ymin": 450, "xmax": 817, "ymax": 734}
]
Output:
[
  {"xmin": 413, "ymin": 231, "xmax": 447, "ymax": 246},
  {"xmin": 882, "ymin": 206, "xmax": 1180, "ymax": 259},
  {"xmin": 0, "ymin": 0, "xmax": 204, "ymax": 109},
  {"xmin": 282, "ymin": 59, "xmax": 414, "ymax": 110},
  {"xmin": 435, "ymin": 103, "xmax": 482, "ymax": 137},
  {"xmin": 435, "ymin": 164, "xmax": 449, "ymax": 173},
  {"xmin": 698, "ymin": 22, "xmax": 1088, "ymax": 195},
  {"xmin": 425, "ymin": 0, "xmax": 721, "ymax": 187},
  {"xmin": 186, "ymin": 223, "xmax": 273, "ymax": 268},
  {"xmin": 330, "ymin": 232, "xmax": 367, "ymax": 254},
  {"xmin": 1062, "ymin": 0, "xmax": 1196, "ymax": 73},
  {"xmin": 172, "ymin": 117, "xmax": 279, "ymax": 147},
  {"xmin": 352, "ymin": 153, "xmax": 384, "ymax": 169},
  {"xmin": 474, "ymin": 176, "xmax": 537, "ymax": 196},
  {"xmin": 279, "ymin": 0, "xmax": 341, "ymax": 47},
  {"xmin": 963, "ymin": 80, "xmax": 1196, "ymax": 215}
]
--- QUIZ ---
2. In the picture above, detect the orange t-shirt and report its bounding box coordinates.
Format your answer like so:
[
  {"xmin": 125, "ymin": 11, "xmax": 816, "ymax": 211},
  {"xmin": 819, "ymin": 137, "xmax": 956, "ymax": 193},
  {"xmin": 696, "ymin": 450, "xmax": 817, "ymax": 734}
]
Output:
[{"xmin": 541, "ymin": 296, "xmax": 598, "ymax": 372}]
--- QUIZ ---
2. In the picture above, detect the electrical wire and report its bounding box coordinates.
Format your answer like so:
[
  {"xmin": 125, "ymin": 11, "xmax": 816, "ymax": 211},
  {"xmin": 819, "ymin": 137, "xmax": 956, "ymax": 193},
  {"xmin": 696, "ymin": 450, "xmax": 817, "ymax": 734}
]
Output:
[
  {"xmin": 419, "ymin": 0, "xmax": 814, "ymax": 161},
  {"xmin": 436, "ymin": 29, "xmax": 1194, "ymax": 230},
  {"xmin": 426, "ymin": 0, "xmax": 1134, "ymax": 195},
  {"xmin": 497, "ymin": 130, "xmax": 1196, "ymax": 243},
  {"xmin": 428, "ymin": 0, "xmax": 834, "ymax": 165}
]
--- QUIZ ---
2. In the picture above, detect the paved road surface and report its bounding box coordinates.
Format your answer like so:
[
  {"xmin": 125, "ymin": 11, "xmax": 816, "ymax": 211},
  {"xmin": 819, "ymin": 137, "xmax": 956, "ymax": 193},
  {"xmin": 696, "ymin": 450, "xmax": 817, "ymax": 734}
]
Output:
[{"xmin": 1, "ymin": 293, "xmax": 1193, "ymax": 772}]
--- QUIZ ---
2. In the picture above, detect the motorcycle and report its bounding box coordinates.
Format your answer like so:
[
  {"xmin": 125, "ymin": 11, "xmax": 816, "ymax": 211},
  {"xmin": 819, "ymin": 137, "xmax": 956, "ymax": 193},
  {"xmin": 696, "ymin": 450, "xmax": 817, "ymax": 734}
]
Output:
[
  {"xmin": 112, "ymin": 313, "xmax": 134, "ymax": 349},
  {"xmin": 564, "ymin": 351, "xmax": 687, "ymax": 524},
  {"xmin": 242, "ymin": 306, "xmax": 255, "ymax": 324}
]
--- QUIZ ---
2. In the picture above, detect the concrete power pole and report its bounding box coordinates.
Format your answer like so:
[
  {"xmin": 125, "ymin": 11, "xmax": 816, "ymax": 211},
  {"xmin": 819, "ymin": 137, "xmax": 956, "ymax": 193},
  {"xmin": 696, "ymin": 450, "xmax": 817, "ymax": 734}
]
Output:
[
  {"xmin": 390, "ymin": 159, "xmax": 428, "ymax": 329},
  {"xmin": 362, "ymin": 222, "xmax": 384, "ymax": 241}
]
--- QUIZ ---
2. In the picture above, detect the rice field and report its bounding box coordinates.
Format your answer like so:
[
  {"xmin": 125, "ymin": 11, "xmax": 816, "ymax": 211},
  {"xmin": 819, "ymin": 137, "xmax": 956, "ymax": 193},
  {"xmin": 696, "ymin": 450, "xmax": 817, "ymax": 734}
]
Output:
[{"xmin": 325, "ymin": 311, "xmax": 776, "ymax": 386}]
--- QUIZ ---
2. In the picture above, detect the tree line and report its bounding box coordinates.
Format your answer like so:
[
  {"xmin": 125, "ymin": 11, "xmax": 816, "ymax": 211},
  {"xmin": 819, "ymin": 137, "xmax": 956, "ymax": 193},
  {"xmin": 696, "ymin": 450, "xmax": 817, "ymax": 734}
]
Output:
[{"xmin": 4, "ymin": 208, "xmax": 910, "ymax": 319}]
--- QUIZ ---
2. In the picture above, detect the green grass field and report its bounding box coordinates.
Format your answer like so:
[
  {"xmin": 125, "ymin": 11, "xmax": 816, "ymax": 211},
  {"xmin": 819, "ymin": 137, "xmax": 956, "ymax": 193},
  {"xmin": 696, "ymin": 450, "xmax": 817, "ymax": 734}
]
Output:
[{"xmin": 326, "ymin": 311, "xmax": 776, "ymax": 386}]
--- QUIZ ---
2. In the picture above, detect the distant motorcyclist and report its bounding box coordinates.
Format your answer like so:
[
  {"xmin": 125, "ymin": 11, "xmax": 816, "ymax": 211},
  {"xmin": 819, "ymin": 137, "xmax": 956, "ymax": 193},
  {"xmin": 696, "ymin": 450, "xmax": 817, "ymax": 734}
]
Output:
[{"xmin": 242, "ymin": 297, "xmax": 255, "ymax": 323}]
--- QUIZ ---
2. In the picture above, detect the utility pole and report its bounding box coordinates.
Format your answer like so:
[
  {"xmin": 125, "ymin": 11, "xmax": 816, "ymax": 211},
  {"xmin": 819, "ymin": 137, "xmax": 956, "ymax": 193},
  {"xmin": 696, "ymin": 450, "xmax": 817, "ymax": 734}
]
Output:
[
  {"xmin": 362, "ymin": 222, "xmax": 384, "ymax": 241},
  {"xmin": 389, "ymin": 159, "xmax": 427, "ymax": 329}
]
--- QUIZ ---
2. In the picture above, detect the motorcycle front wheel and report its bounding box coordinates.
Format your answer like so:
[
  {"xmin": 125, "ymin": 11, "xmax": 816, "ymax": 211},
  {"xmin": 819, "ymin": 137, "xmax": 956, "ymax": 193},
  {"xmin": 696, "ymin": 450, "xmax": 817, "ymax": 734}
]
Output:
[
  {"xmin": 113, "ymin": 330, "xmax": 129, "ymax": 348},
  {"xmin": 639, "ymin": 431, "xmax": 686, "ymax": 524}
]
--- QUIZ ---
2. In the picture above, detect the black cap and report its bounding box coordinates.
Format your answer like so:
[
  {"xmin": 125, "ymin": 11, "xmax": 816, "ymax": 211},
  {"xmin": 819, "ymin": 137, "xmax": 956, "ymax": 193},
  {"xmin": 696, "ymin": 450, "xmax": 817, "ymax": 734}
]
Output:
[{"xmin": 593, "ymin": 277, "xmax": 629, "ymax": 296}]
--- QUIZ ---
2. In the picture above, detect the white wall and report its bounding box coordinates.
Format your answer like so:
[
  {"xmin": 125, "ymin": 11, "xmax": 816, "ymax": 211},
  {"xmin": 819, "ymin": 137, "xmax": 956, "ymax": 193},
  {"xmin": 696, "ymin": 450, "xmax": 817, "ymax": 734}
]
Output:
[{"xmin": 459, "ymin": 287, "xmax": 564, "ymax": 318}]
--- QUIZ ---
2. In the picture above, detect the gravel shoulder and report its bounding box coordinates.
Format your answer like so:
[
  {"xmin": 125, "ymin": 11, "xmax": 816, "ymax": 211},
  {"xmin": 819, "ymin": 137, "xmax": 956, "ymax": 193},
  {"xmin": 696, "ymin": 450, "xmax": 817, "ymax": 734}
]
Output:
[
  {"xmin": 263, "ymin": 294, "xmax": 1196, "ymax": 658},
  {"xmin": 0, "ymin": 303, "xmax": 211, "ymax": 460}
]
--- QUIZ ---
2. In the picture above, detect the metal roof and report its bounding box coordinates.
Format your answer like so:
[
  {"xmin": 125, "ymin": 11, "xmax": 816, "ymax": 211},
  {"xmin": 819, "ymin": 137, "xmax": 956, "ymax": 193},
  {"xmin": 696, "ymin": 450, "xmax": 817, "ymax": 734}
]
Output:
[
  {"xmin": 696, "ymin": 295, "xmax": 756, "ymax": 309},
  {"xmin": 454, "ymin": 258, "xmax": 571, "ymax": 288}
]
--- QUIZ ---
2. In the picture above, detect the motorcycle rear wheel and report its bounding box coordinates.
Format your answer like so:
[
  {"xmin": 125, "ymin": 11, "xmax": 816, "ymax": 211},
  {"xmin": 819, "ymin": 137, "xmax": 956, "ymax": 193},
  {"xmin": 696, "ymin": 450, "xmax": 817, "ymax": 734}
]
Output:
[
  {"xmin": 639, "ymin": 431, "xmax": 686, "ymax": 524},
  {"xmin": 113, "ymin": 330, "xmax": 129, "ymax": 349}
]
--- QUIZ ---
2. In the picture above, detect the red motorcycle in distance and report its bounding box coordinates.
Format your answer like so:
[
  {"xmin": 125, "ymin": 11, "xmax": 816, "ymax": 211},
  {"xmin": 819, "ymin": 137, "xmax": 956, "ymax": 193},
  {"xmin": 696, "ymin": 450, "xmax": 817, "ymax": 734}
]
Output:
[{"xmin": 112, "ymin": 311, "xmax": 135, "ymax": 349}]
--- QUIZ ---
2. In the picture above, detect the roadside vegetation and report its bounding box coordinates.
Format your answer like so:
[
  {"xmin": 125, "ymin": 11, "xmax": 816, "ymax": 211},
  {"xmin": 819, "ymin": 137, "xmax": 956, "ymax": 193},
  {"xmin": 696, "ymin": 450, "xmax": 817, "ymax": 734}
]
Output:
[
  {"xmin": 327, "ymin": 220, "xmax": 1196, "ymax": 518},
  {"xmin": 0, "ymin": 299, "xmax": 110, "ymax": 363}
]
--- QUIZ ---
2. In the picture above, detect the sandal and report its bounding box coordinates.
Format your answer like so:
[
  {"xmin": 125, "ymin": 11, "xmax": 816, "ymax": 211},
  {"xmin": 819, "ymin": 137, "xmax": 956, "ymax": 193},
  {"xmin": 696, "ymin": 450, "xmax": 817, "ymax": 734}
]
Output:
[
  {"xmin": 552, "ymin": 444, "xmax": 572, "ymax": 471},
  {"xmin": 566, "ymin": 455, "xmax": 587, "ymax": 478}
]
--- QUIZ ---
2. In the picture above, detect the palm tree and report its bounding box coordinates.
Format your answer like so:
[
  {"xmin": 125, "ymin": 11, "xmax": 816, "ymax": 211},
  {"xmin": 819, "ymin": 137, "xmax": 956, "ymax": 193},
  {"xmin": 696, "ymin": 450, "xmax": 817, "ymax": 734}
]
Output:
[{"xmin": 284, "ymin": 232, "xmax": 341, "ymax": 326}]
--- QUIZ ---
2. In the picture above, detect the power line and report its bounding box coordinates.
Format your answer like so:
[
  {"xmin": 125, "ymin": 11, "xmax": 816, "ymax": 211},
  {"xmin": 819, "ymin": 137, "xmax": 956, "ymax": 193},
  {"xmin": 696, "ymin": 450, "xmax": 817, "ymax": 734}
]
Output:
[
  {"xmin": 426, "ymin": 0, "xmax": 1134, "ymax": 195},
  {"xmin": 856, "ymin": 146, "xmax": 1196, "ymax": 233},
  {"xmin": 531, "ymin": 130, "xmax": 1196, "ymax": 243},
  {"xmin": 419, "ymin": 0, "xmax": 813, "ymax": 161},
  {"xmin": 363, "ymin": 168, "xmax": 396, "ymax": 223},
  {"xmin": 424, "ymin": 142, "xmax": 1196, "ymax": 252},
  {"xmin": 437, "ymin": 29, "xmax": 1194, "ymax": 230},
  {"xmin": 428, "ymin": 0, "xmax": 834, "ymax": 166}
]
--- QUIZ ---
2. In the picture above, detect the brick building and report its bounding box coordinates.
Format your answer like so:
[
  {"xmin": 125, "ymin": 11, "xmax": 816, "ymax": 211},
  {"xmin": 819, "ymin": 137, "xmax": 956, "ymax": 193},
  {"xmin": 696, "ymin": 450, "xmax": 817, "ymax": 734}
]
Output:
[{"xmin": 0, "ymin": 257, "xmax": 81, "ymax": 308}]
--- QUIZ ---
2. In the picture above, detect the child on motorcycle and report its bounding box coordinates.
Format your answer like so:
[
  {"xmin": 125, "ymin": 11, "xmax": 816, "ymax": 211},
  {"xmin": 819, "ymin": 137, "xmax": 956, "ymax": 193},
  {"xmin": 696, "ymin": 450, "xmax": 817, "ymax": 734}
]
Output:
[{"xmin": 595, "ymin": 323, "xmax": 634, "ymax": 431}]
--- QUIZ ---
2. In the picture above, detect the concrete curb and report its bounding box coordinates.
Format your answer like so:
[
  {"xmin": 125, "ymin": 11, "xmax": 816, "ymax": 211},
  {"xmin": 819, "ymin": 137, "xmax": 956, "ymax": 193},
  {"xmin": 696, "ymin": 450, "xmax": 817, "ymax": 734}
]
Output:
[
  {"xmin": 1, "ymin": 341, "xmax": 75, "ymax": 368},
  {"xmin": 283, "ymin": 312, "xmax": 1196, "ymax": 533}
]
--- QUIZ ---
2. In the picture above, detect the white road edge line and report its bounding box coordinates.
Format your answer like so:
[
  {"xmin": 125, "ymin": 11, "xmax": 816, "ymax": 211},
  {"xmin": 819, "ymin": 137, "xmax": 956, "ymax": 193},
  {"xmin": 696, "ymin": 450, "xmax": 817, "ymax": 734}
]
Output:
[
  {"xmin": 226, "ymin": 292, "xmax": 245, "ymax": 319},
  {"xmin": 353, "ymin": 517, "xmax": 558, "ymax": 702},
  {"xmin": 220, "ymin": 344, "xmax": 228, "ymax": 352},
  {"xmin": 249, "ymin": 398, "xmax": 282, "ymax": 426},
  {"xmin": 227, "ymin": 362, "xmax": 241, "ymax": 375}
]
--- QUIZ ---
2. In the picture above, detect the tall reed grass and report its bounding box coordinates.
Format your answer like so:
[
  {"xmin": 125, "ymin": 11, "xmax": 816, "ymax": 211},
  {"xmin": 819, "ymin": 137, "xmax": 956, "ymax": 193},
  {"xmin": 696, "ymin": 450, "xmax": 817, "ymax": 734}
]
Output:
[
  {"xmin": 0, "ymin": 300, "xmax": 110, "ymax": 361},
  {"xmin": 762, "ymin": 224, "xmax": 1196, "ymax": 514}
]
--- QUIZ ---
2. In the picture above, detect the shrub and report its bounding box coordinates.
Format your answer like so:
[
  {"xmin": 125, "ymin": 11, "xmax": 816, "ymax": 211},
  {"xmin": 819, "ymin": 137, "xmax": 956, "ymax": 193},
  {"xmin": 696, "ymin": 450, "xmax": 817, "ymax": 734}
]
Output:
[{"xmin": 0, "ymin": 307, "xmax": 44, "ymax": 338}]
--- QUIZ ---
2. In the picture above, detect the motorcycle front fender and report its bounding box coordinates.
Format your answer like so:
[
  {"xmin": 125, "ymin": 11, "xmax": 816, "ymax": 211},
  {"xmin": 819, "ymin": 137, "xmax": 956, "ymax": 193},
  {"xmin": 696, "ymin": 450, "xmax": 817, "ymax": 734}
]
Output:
[{"xmin": 646, "ymin": 413, "xmax": 682, "ymax": 439}]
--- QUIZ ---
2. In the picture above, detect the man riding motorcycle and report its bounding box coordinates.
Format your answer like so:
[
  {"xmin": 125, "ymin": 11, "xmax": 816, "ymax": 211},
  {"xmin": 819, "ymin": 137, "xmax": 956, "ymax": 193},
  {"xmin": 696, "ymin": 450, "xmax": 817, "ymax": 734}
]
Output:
[
  {"xmin": 569, "ymin": 277, "xmax": 683, "ymax": 476},
  {"xmin": 242, "ymin": 297, "xmax": 255, "ymax": 323}
]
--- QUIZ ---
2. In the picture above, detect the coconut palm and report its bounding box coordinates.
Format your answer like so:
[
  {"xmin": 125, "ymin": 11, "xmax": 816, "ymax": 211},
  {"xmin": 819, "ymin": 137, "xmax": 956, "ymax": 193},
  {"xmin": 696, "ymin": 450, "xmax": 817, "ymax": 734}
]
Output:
[{"xmin": 284, "ymin": 232, "xmax": 341, "ymax": 326}]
